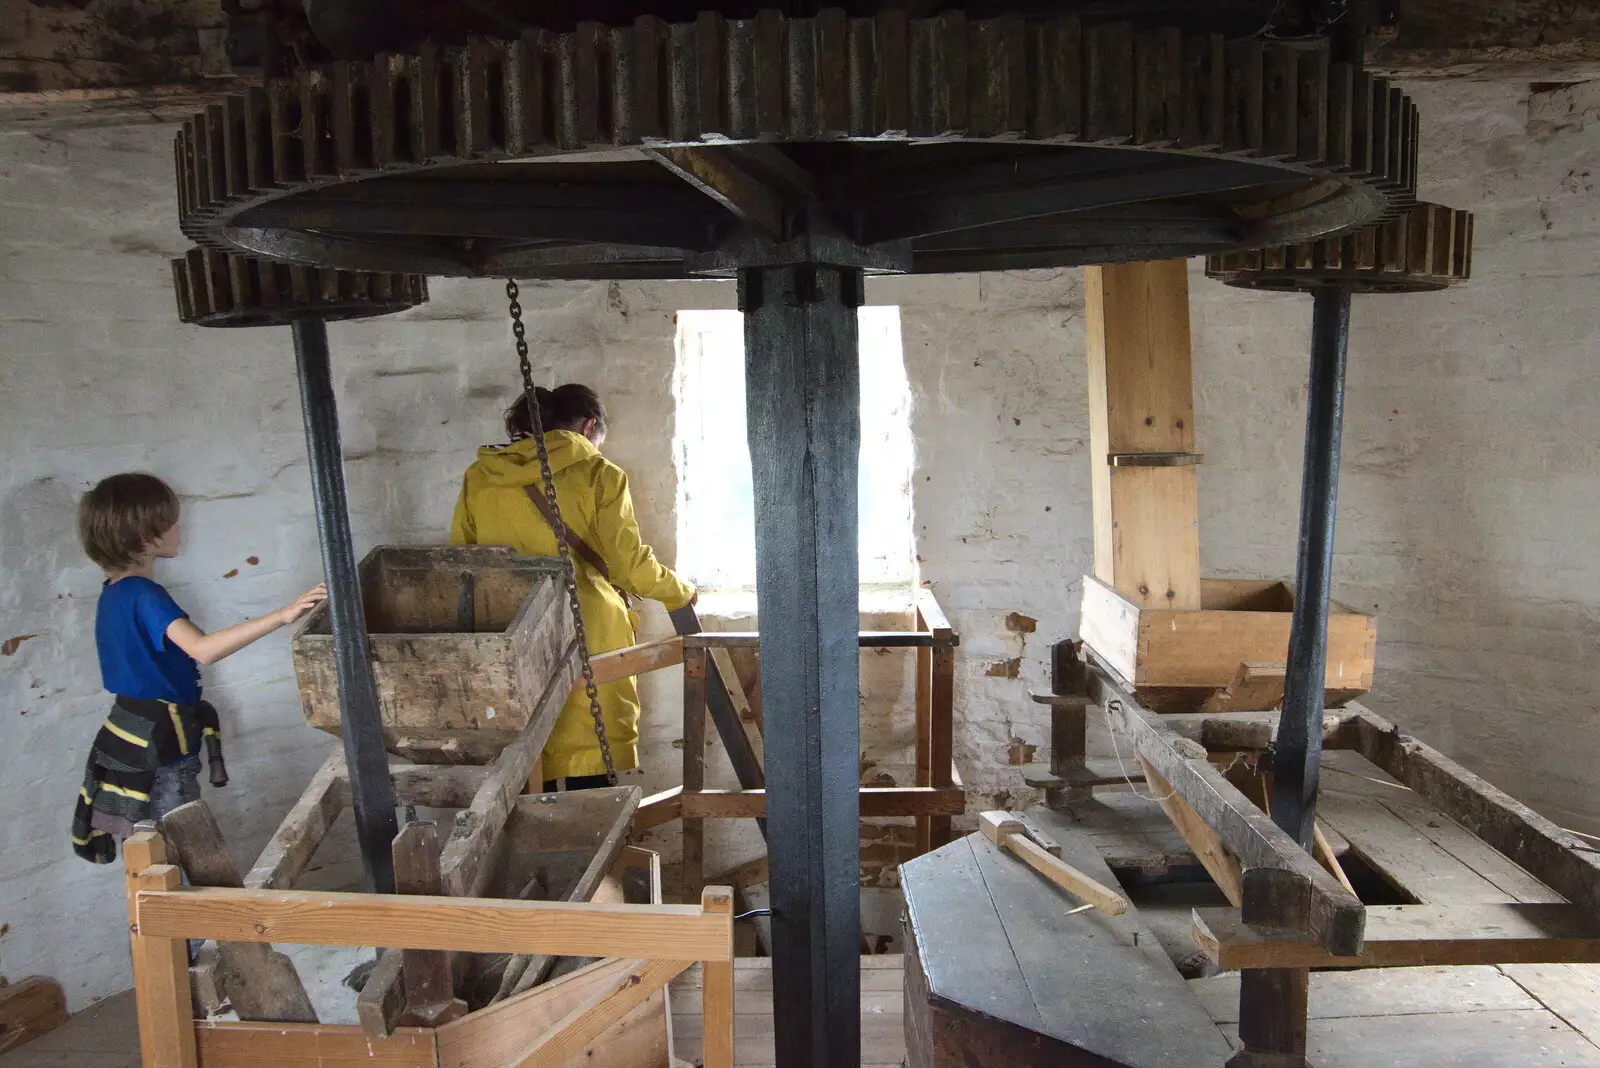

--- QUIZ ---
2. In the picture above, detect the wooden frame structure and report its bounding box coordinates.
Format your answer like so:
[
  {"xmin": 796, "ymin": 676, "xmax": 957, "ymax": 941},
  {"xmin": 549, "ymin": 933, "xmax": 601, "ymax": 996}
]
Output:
[
  {"xmin": 611, "ymin": 588, "xmax": 965, "ymax": 897},
  {"xmin": 124, "ymin": 828, "xmax": 736, "ymax": 1068}
]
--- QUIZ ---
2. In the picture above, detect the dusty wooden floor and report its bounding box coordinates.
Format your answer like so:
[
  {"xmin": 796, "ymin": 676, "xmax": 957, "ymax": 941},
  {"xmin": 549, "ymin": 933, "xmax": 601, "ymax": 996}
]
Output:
[{"xmin": 669, "ymin": 955, "xmax": 905, "ymax": 1068}]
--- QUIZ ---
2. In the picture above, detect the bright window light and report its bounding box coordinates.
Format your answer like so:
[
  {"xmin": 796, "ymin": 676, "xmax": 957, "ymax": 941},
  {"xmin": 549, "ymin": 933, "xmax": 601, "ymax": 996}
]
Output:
[{"xmin": 673, "ymin": 307, "xmax": 916, "ymax": 591}]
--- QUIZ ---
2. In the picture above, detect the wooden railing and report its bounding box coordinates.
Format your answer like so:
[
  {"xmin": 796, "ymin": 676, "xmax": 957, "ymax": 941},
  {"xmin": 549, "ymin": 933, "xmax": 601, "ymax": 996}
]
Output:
[{"xmin": 123, "ymin": 830, "xmax": 735, "ymax": 1068}]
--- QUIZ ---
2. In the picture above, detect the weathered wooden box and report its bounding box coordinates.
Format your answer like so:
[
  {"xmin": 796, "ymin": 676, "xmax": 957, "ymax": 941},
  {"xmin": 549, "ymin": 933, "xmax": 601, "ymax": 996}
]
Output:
[
  {"xmin": 292, "ymin": 545, "xmax": 576, "ymax": 764},
  {"xmin": 1079, "ymin": 575, "xmax": 1377, "ymax": 712}
]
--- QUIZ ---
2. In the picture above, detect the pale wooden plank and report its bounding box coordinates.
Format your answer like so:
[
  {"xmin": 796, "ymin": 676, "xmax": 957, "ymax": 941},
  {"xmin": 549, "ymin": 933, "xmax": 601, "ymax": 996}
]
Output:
[
  {"xmin": 1321, "ymin": 792, "xmax": 1513, "ymax": 904},
  {"xmin": 194, "ymin": 1021, "xmax": 436, "ymax": 1066},
  {"xmin": 1194, "ymin": 903, "xmax": 1600, "ymax": 970},
  {"xmin": 1301, "ymin": 1010, "xmax": 1600, "ymax": 1068},
  {"xmin": 1134, "ymin": 755, "xmax": 1243, "ymax": 906},
  {"xmin": 132, "ymin": 864, "xmax": 198, "ymax": 1068},
  {"xmin": 590, "ymin": 636, "xmax": 684, "ymax": 686},
  {"xmin": 505, "ymin": 958, "xmax": 687, "ymax": 1068},
  {"xmin": 681, "ymin": 786, "xmax": 965, "ymax": 819},
  {"xmin": 1501, "ymin": 963, "xmax": 1600, "ymax": 1049},
  {"xmin": 699, "ymin": 887, "xmax": 735, "ymax": 1068},
  {"xmin": 245, "ymin": 746, "xmax": 347, "ymax": 891},
  {"xmin": 136, "ymin": 887, "xmax": 730, "ymax": 960}
]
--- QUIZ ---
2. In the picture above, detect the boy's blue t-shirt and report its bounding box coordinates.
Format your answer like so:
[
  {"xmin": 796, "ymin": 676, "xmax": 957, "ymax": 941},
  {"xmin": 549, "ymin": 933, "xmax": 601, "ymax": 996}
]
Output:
[{"xmin": 96, "ymin": 576, "xmax": 202, "ymax": 704}]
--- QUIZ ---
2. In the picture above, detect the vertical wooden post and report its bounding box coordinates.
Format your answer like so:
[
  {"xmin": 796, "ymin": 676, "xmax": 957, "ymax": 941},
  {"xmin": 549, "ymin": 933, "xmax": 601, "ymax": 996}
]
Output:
[
  {"xmin": 124, "ymin": 830, "xmax": 164, "ymax": 1068},
  {"xmin": 700, "ymin": 885, "xmax": 736, "ymax": 1068},
  {"xmin": 1049, "ymin": 639, "xmax": 1091, "ymax": 806},
  {"xmin": 125, "ymin": 845, "xmax": 197, "ymax": 1068},
  {"xmin": 1084, "ymin": 259, "xmax": 1202, "ymax": 611},
  {"xmin": 682, "ymin": 646, "xmax": 708, "ymax": 899},
  {"xmin": 1231, "ymin": 968, "xmax": 1310, "ymax": 1068},
  {"xmin": 914, "ymin": 607, "xmax": 933, "ymax": 855},
  {"xmin": 394, "ymin": 822, "xmax": 467, "ymax": 1027},
  {"xmin": 929, "ymin": 642, "xmax": 955, "ymax": 849}
]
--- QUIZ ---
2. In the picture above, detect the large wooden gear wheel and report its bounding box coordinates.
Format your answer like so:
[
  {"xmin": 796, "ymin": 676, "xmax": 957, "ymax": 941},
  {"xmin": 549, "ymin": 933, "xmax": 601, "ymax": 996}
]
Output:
[
  {"xmin": 172, "ymin": 247, "xmax": 429, "ymax": 326},
  {"xmin": 172, "ymin": 9, "xmax": 1421, "ymax": 279},
  {"xmin": 1205, "ymin": 202, "xmax": 1474, "ymax": 293}
]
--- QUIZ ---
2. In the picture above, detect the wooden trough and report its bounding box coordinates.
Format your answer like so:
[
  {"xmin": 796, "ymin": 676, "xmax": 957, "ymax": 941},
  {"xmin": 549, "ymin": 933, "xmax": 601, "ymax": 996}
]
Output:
[
  {"xmin": 1078, "ymin": 575, "xmax": 1378, "ymax": 714},
  {"xmin": 291, "ymin": 546, "xmax": 577, "ymax": 765},
  {"xmin": 135, "ymin": 733, "xmax": 736, "ymax": 1068}
]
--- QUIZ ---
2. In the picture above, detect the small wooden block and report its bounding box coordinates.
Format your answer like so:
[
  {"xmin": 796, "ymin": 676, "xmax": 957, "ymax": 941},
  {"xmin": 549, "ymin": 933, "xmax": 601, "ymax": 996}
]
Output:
[{"xmin": 0, "ymin": 976, "xmax": 68, "ymax": 1053}]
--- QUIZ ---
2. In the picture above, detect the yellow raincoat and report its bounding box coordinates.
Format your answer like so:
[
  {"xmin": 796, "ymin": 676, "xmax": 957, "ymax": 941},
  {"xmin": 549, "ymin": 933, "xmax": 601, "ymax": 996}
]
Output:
[{"xmin": 450, "ymin": 430, "xmax": 694, "ymax": 778}]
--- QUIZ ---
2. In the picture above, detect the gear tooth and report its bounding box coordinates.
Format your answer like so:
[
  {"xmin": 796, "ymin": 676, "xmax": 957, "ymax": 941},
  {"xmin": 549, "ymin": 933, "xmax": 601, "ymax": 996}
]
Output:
[
  {"xmin": 1349, "ymin": 69, "xmax": 1374, "ymax": 177},
  {"xmin": 1223, "ymin": 37, "xmax": 1262, "ymax": 155},
  {"xmin": 300, "ymin": 68, "xmax": 334, "ymax": 178},
  {"xmin": 1132, "ymin": 26, "xmax": 1180, "ymax": 146},
  {"xmin": 630, "ymin": 15, "xmax": 667, "ymax": 143},
  {"xmin": 871, "ymin": 9, "xmax": 910, "ymax": 136},
  {"xmin": 408, "ymin": 42, "xmax": 445, "ymax": 161},
  {"xmin": 203, "ymin": 103, "xmax": 227, "ymax": 204},
  {"xmin": 507, "ymin": 31, "xmax": 552, "ymax": 155},
  {"xmin": 1026, "ymin": 14, "xmax": 1080, "ymax": 142},
  {"xmin": 1178, "ymin": 32, "xmax": 1223, "ymax": 149},
  {"xmin": 1294, "ymin": 46, "xmax": 1329, "ymax": 165},
  {"xmin": 171, "ymin": 248, "xmax": 428, "ymax": 327},
  {"xmin": 268, "ymin": 79, "xmax": 306, "ymax": 184},
  {"xmin": 171, "ymin": 255, "xmax": 193, "ymax": 322},
  {"xmin": 241, "ymin": 85, "xmax": 273, "ymax": 190},
  {"xmin": 816, "ymin": 8, "xmax": 850, "ymax": 139},
  {"xmin": 1261, "ymin": 43, "xmax": 1298, "ymax": 160},
  {"xmin": 782, "ymin": 13, "xmax": 816, "ymax": 140},
  {"xmin": 174, "ymin": 129, "xmax": 190, "ymax": 220},
  {"xmin": 747, "ymin": 10, "xmax": 780, "ymax": 139},
  {"xmin": 221, "ymin": 95, "xmax": 247, "ymax": 198},
  {"xmin": 1084, "ymin": 21, "xmax": 1133, "ymax": 144},
  {"xmin": 565, "ymin": 21, "xmax": 603, "ymax": 146},
  {"xmin": 1325, "ymin": 61, "xmax": 1354, "ymax": 170},
  {"xmin": 969, "ymin": 15, "xmax": 1025, "ymax": 140}
]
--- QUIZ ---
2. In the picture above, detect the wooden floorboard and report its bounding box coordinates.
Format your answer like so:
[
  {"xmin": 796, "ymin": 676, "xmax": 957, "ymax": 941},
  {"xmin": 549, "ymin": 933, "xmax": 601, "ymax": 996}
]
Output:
[
  {"xmin": 1062, "ymin": 791, "xmax": 1200, "ymax": 876},
  {"xmin": 669, "ymin": 956, "xmax": 905, "ymax": 1068},
  {"xmin": 1502, "ymin": 963, "xmax": 1600, "ymax": 1048}
]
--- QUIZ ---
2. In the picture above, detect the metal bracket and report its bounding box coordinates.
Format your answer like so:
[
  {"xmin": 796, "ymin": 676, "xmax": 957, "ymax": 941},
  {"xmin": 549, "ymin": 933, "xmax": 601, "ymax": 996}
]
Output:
[{"xmin": 1109, "ymin": 452, "xmax": 1205, "ymax": 467}]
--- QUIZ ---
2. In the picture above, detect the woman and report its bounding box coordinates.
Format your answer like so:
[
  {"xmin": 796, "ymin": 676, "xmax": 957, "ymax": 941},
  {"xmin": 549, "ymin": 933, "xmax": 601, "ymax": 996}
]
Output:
[{"xmin": 451, "ymin": 384, "xmax": 696, "ymax": 788}]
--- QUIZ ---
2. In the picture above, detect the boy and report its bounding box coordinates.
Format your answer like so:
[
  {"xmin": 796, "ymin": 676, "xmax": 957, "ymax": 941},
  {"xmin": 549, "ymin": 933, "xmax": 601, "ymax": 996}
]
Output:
[{"xmin": 72, "ymin": 473, "xmax": 326, "ymax": 862}]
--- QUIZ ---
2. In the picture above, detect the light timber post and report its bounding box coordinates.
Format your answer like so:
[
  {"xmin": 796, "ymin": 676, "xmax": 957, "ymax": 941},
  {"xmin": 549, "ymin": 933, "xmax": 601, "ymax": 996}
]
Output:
[{"xmin": 1084, "ymin": 259, "xmax": 1202, "ymax": 612}]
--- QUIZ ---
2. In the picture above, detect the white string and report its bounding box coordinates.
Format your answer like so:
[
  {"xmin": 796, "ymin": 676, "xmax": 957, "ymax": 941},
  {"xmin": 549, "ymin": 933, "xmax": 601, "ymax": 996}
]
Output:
[{"xmin": 1103, "ymin": 699, "xmax": 1178, "ymax": 804}]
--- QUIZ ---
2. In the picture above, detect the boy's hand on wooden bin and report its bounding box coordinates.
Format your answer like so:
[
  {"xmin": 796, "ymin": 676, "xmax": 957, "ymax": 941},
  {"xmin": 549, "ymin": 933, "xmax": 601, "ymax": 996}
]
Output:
[{"xmin": 277, "ymin": 583, "xmax": 328, "ymax": 626}]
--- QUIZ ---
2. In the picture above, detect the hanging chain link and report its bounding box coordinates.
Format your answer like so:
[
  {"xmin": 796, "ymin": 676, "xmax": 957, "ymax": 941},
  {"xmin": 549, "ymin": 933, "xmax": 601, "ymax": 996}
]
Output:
[{"xmin": 506, "ymin": 279, "xmax": 617, "ymax": 785}]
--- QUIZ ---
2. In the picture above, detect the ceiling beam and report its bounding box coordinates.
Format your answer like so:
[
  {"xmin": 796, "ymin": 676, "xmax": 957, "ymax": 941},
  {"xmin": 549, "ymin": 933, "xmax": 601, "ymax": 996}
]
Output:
[{"xmin": 643, "ymin": 146, "xmax": 791, "ymax": 241}]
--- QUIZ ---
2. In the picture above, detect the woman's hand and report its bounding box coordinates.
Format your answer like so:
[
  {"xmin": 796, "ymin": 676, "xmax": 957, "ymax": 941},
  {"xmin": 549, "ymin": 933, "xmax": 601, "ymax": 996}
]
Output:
[{"xmin": 276, "ymin": 583, "xmax": 328, "ymax": 626}]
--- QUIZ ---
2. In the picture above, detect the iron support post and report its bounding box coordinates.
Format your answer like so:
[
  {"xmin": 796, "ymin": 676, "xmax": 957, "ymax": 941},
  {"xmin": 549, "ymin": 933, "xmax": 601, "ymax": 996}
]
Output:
[
  {"xmin": 740, "ymin": 259, "xmax": 864, "ymax": 1068},
  {"xmin": 1269, "ymin": 286, "xmax": 1352, "ymax": 851},
  {"xmin": 292, "ymin": 317, "xmax": 399, "ymax": 894}
]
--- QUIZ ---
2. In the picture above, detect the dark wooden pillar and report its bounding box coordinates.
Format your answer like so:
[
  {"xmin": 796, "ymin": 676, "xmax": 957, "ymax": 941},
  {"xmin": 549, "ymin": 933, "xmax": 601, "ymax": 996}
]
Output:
[
  {"xmin": 292, "ymin": 318, "xmax": 398, "ymax": 893},
  {"xmin": 741, "ymin": 258, "xmax": 864, "ymax": 1068}
]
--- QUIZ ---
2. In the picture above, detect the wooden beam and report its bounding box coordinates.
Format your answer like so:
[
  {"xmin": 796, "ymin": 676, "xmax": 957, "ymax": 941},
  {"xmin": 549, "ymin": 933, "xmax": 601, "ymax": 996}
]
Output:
[
  {"xmin": 1084, "ymin": 259, "xmax": 1201, "ymax": 612},
  {"xmin": 389, "ymin": 764, "xmax": 490, "ymax": 809},
  {"xmin": 1094, "ymin": 670, "xmax": 1365, "ymax": 955},
  {"xmin": 682, "ymin": 646, "xmax": 708, "ymax": 898},
  {"xmin": 681, "ymin": 786, "xmax": 967, "ymax": 819},
  {"xmin": 501, "ymin": 786, "xmax": 643, "ymax": 999},
  {"xmin": 645, "ymin": 145, "xmax": 787, "ymax": 240},
  {"xmin": 195, "ymin": 1020, "xmax": 436, "ymax": 1066},
  {"xmin": 439, "ymin": 638, "xmax": 576, "ymax": 898},
  {"xmin": 915, "ymin": 604, "xmax": 934, "ymax": 854},
  {"xmin": 130, "ymin": 863, "xmax": 198, "ymax": 1068},
  {"xmin": 633, "ymin": 785, "xmax": 682, "ymax": 833},
  {"xmin": 1350, "ymin": 705, "xmax": 1600, "ymax": 916},
  {"xmin": 978, "ymin": 812, "xmax": 1128, "ymax": 914},
  {"xmin": 135, "ymin": 887, "xmax": 733, "ymax": 961},
  {"xmin": 1201, "ymin": 660, "xmax": 1288, "ymax": 713},
  {"xmin": 504, "ymin": 957, "xmax": 690, "ymax": 1068},
  {"xmin": 1134, "ymin": 755, "xmax": 1244, "ymax": 907},
  {"xmin": 159, "ymin": 800, "xmax": 318, "ymax": 1023},
  {"xmin": 393, "ymin": 823, "xmax": 468, "ymax": 1028},
  {"xmin": 589, "ymin": 635, "xmax": 684, "ymax": 687},
  {"xmin": 0, "ymin": 978, "xmax": 67, "ymax": 1054},
  {"xmin": 700, "ymin": 886, "xmax": 736, "ymax": 1068},
  {"xmin": 1148, "ymin": 709, "xmax": 1360, "ymax": 752},
  {"xmin": 1195, "ymin": 903, "xmax": 1600, "ymax": 970},
  {"xmin": 356, "ymin": 949, "xmax": 405, "ymax": 1039},
  {"xmin": 681, "ymin": 630, "xmax": 958, "ymax": 648},
  {"xmin": 245, "ymin": 746, "xmax": 348, "ymax": 890}
]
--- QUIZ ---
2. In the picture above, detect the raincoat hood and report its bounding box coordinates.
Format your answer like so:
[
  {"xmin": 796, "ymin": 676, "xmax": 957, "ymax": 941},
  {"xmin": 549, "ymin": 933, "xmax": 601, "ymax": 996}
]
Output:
[{"xmin": 471, "ymin": 430, "xmax": 598, "ymax": 487}]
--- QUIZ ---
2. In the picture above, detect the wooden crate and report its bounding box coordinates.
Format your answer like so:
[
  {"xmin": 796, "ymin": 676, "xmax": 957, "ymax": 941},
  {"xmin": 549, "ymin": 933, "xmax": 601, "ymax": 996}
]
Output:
[
  {"xmin": 291, "ymin": 545, "xmax": 576, "ymax": 764},
  {"xmin": 1079, "ymin": 575, "xmax": 1376, "ymax": 712}
]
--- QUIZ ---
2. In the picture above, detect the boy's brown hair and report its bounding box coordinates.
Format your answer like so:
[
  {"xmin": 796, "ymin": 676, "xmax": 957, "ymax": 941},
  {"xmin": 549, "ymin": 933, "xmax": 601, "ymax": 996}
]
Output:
[{"xmin": 78, "ymin": 474, "xmax": 180, "ymax": 572}]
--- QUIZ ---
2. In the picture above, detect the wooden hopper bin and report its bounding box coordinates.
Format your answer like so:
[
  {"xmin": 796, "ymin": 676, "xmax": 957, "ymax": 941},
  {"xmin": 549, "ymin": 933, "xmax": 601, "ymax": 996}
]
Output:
[
  {"xmin": 292, "ymin": 546, "xmax": 578, "ymax": 764},
  {"xmin": 1079, "ymin": 575, "xmax": 1377, "ymax": 713}
]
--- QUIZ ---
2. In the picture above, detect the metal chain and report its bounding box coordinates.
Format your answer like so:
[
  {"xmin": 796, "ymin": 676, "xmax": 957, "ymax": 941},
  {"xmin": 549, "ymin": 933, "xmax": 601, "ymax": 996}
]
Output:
[{"xmin": 506, "ymin": 279, "xmax": 617, "ymax": 785}]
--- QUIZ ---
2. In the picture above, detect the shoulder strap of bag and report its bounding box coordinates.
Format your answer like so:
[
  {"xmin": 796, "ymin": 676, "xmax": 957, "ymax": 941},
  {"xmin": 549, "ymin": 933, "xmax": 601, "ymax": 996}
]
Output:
[{"xmin": 522, "ymin": 485, "xmax": 612, "ymax": 582}]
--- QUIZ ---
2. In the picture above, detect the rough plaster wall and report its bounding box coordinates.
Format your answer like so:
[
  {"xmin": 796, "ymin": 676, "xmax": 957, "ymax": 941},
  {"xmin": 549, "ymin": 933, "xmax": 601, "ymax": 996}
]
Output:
[
  {"xmin": 4, "ymin": 73, "xmax": 1598, "ymax": 1009},
  {"xmin": 1191, "ymin": 77, "xmax": 1600, "ymax": 835},
  {"xmin": 0, "ymin": 122, "xmax": 695, "ymax": 1009}
]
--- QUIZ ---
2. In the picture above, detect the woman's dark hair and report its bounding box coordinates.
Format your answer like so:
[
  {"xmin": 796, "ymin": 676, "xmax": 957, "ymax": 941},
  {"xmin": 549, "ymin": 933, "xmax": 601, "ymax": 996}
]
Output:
[
  {"xmin": 78, "ymin": 473, "xmax": 180, "ymax": 571},
  {"xmin": 505, "ymin": 384, "xmax": 607, "ymax": 441}
]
